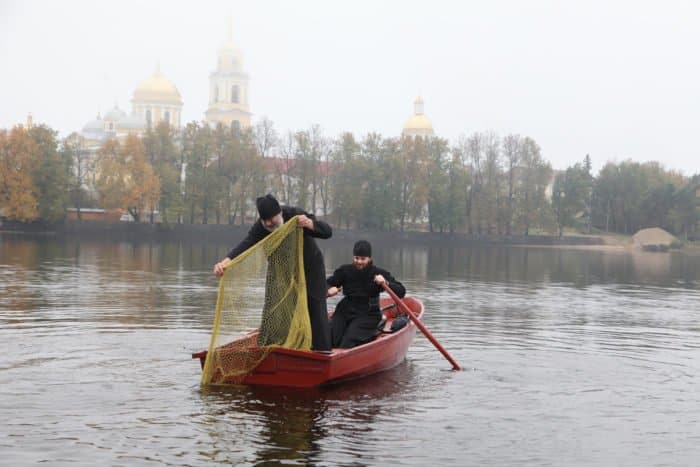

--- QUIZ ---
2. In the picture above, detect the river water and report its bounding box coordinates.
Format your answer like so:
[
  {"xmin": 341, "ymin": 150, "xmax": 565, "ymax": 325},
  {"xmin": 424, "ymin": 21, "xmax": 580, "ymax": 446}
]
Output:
[{"xmin": 1, "ymin": 235, "xmax": 699, "ymax": 466}]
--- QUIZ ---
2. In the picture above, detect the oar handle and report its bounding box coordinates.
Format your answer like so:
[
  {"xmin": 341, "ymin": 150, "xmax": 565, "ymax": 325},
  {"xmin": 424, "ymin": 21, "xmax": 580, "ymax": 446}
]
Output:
[{"xmin": 381, "ymin": 283, "xmax": 461, "ymax": 371}]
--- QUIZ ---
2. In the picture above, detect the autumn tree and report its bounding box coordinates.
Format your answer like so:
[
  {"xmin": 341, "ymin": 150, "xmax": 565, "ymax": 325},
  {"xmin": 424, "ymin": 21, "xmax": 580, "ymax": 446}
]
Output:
[
  {"xmin": 395, "ymin": 135, "xmax": 430, "ymax": 231},
  {"xmin": 95, "ymin": 136, "xmax": 160, "ymax": 222},
  {"xmin": 0, "ymin": 127, "xmax": 38, "ymax": 221}
]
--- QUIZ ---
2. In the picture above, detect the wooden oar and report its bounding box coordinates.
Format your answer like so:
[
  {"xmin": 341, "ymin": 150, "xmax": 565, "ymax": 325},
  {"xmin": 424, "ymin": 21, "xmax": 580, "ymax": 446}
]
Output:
[{"xmin": 381, "ymin": 283, "xmax": 461, "ymax": 371}]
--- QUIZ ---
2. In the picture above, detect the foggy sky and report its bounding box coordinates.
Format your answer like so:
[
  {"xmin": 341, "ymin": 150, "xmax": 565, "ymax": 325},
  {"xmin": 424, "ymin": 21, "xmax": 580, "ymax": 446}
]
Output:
[{"xmin": 1, "ymin": 0, "xmax": 698, "ymax": 175}]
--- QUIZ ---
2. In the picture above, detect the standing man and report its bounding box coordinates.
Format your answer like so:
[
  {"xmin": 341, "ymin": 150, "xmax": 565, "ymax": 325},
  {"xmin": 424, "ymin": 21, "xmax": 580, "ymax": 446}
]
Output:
[
  {"xmin": 213, "ymin": 194, "xmax": 332, "ymax": 351},
  {"xmin": 326, "ymin": 240, "xmax": 406, "ymax": 348}
]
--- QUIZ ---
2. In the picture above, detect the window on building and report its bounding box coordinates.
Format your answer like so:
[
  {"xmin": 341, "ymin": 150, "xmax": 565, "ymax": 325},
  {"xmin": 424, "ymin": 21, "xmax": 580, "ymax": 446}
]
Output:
[
  {"xmin": 214, "ymin": 85, "xmax": 219, "ymax": 103},
  {"xmin": 231, "ymin": 85, "xmax": 239, "ymax": 103},
  {"xmin": 231, "ymin": 120, "xmax": 241, "ymax": 136},
  {"xmin": 146, "ymin": 110, "xmax": 152, "ymax": 128},
  {"xmin": 164, "ymin": 111, "xmax": 170, "ymax": 124}
]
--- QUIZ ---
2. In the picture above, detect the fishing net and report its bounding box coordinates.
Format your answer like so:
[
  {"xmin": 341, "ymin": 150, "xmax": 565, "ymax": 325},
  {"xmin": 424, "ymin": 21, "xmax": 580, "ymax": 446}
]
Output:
[{"xmin": 201, "ymin": 216, "xmax": 311, "ymax": 385}]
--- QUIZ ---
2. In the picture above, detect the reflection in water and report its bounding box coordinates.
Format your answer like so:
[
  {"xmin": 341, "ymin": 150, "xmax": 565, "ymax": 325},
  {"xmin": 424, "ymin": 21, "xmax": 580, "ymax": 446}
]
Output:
[
  {"xmin": 364, "ymin": 243, "xmax": 700, "ymax": 289},
  {"xmin": 2, "ymin": 235, "xmax": 700, "ymax": 466},
  {"xmin": 198, "ymin": 384, "xmax": 329, "ymax": 465},
  {"xmin": 195, "ymin": 363, "xmax": 420, "ymax": 466}
]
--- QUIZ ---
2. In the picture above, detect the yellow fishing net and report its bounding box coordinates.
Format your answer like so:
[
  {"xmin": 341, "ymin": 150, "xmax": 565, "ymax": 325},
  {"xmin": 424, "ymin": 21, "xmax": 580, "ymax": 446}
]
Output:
[{"xmin": 201, "ymin": 216, "xmax": 311, "ymax": 385}]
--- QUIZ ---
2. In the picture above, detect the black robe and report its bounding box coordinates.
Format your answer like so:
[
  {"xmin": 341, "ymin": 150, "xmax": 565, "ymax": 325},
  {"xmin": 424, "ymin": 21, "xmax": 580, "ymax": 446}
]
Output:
[
  {"xmin": 226, "ymin": 206, "xmax": 332, "ymax": 351},
  {"xmin": 326, "ymin": 262, "xmax": 406, "ymax": 348}
]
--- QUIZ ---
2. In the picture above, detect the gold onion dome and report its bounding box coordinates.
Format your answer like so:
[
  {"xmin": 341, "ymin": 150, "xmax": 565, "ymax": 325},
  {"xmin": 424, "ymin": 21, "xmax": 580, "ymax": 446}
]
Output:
[
  {"xmin": 403, "ymin": 96, "xmax": 433, "ymax": 132},
  {"xmin": 132, "ymin": 68, "xmax": 182, "ymax": 105},
  {"xmin": 403, "ymin": 114, "xmax": 433, "ymax": 131}
]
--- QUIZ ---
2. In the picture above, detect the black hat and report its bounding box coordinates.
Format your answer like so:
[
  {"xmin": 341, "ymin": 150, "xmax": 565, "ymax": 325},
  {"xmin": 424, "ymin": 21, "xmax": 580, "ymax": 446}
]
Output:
[
  {"xmin": 256, "ymin": 194, "xmax": 281, "ymax": 220},
  {"xmin": 353, "ymin": 240, "xmax": 372, "ymax": 257}
]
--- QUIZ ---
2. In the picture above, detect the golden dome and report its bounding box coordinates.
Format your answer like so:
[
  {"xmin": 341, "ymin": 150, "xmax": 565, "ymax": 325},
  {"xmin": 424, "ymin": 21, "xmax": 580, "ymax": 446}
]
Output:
[
  {"xmin": 403, "ymin": 114, "xmax": 433, "ymax": 131},
  {"xmin": 132, "ymin": 69, "xmax": 182, "ymax": 105},
  {"xmin": 402, "ymin": 96, "xmax": 434, "ymax": 135}
]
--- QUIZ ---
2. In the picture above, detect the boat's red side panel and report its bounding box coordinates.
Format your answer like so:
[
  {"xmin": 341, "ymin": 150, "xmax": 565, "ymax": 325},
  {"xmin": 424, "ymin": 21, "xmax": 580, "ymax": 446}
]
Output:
[{"xmin": 193, "ymin": 297, "xmax": 424, "ymax": 388}]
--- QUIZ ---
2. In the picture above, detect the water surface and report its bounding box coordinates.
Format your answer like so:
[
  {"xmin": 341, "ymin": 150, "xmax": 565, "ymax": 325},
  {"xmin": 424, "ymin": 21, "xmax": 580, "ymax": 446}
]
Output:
[{"xmin": 2, "ymin": 236, "xmax": 699, "ymax": 466}]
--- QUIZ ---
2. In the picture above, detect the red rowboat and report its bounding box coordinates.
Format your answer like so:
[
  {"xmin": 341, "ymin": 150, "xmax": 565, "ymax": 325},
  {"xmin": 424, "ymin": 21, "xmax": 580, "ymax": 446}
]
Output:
[{"xmin": 192, "ymin": 296, "xmax": 424, "ymax": 388}]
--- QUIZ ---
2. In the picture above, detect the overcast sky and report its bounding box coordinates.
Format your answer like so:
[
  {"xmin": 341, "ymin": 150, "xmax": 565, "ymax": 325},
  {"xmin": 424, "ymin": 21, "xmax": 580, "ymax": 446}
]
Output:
[{"xmin": 1, "ymin": 0, "xmax": 698, "ymax": 174}]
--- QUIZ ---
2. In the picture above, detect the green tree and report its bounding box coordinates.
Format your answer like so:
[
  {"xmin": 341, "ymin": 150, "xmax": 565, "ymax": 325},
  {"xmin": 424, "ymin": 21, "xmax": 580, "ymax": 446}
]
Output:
[
  {"xmin": 592, "ymin": 161, "xmax": 683, "ymax": 234},
  {"xmin": 426, "ymin": 137, "xmax": 451, "ymax": 232},
  {"xmin": 445, "ymin": 147, "xmax": 469, "ymax": 233},
  {"xmin": 29, "ymin": 125, "xmax": 70, "ymax": 222},
  {"xmin": 668, "ymin": 175, "xmax": 700, "ymax": 239},
  {"xmin": 514, "ymin": 137, "xmax": 552, "ymax": 235},
  {"xmin": 502, "ymin": 134, "xmax": 522, "ymax": 235},
  {"xmin": 481, "ymin": 132, "xmax": 503, "ymax": 234},
  {"xmin": 329, "ymin": 132, "xmax": 364, "ymax": 229},
  {"xmin": 179, "ymin": 122, "xmax": 202, "ymax": 223},
  {"xmin": 357, "ymin": 133, "xmax": 399, "ymax": 231},
  {"xmin": 226, "ymin": 127, "xmax": 265, "ymax": 224},
  {"xmin": 461, "ymin": 133, "xmax": 484, "ymax": 234},
  {"xmin": 552, "ymin": 163, "xmax": 590, "ymax": 237},
  {"xmin": 143, "ymin": 122, "xmax": 181, "ymax": 224}
]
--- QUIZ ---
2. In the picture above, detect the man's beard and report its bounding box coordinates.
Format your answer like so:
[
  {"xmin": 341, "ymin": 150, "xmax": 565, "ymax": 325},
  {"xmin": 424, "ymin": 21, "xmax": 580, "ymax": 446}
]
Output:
[
  {"xmin": 262, "ymin": 218, "xmax": 283, "ymax": 232},
  {"xmin": 353, "ymin": 260, "xmax": 372, "ymax": 270}
]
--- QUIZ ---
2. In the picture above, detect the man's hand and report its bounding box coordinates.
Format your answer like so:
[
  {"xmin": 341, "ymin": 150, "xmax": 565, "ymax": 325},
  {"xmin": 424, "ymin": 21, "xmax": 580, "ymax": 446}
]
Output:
[
  {"xmin": 374, "ymin": 274, "xmax": 387, "ymax": 286},
  {"xmin": 213, "ymin": 258, "xmax": 231, "ymax": 278},
  {"xmin": 327, "ymin": 286, "xmax": 341, "ymax": 297},
  {"xmin": 297, "ymin": 214, "xmax": 314, "ymax": 231}
]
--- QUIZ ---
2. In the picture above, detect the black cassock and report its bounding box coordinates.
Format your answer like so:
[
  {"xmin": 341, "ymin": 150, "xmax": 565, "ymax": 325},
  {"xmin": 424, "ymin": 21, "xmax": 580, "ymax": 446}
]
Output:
[
  {"xmin": 326, "ymin": 263, "xmax": 406, "ymax": 348},
  {"xmin": 226, "ymin": 206, "xmax": 332, "ymax": 351}
]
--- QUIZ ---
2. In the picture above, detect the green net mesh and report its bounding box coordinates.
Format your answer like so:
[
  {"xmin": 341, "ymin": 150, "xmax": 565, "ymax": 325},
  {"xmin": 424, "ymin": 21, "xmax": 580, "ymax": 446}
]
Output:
[{"xmin": 201, "ymin": 216, "xmax": 312, "ymax": 385}]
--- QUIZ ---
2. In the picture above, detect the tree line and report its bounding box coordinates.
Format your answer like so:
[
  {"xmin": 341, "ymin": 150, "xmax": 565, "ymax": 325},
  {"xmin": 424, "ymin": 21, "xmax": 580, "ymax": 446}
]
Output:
[{"xmin": 1, "ymin": 119, "xmax": 698, "ymax": 239}]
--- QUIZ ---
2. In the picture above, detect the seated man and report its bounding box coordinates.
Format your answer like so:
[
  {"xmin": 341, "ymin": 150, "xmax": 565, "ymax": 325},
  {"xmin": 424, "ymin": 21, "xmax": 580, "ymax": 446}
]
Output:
[{"xmin": 326, "ymin": 240, "xmax": 406, "ymax": 348}]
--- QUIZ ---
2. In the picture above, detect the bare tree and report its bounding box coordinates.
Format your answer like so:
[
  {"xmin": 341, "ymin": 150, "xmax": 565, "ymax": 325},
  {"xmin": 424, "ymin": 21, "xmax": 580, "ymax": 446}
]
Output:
[
  {"xmin": 502, "ymin": 134, "xmax": 522, "ymax": 235},
  {"xmin": 253, "ymin": 117, "xmax": 278, "ymax": 159},
  {"xmin": 62, "ymin": 132, "xmax": 96, "ymax": 220},
  {"xmin": 278, "ymin": 131, "xmax": 298, "ymax": 204}
]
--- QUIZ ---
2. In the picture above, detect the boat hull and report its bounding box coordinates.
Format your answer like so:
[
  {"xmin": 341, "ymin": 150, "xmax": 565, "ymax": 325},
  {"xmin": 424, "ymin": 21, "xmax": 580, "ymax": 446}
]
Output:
[{"xmin": 193, "ymin": 297, "xmax": 423, "ymax": 388}]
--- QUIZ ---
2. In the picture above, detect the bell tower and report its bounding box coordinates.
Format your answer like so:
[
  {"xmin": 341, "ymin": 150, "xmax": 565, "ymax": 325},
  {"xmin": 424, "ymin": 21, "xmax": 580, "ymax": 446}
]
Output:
[{"xmin": 205, "ymin": 19, "xmax": 251, "ymax": 131}]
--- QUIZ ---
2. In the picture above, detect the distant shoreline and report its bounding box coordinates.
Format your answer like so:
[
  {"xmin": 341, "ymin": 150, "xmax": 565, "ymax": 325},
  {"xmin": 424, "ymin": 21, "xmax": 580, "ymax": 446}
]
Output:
[
  {"xmin": 6, "ymin": 219, "xmax": 700, "ymax": 254},
  {"xmin": 1, "ymin": 219, "xmax": 607, "ymax": 247}
]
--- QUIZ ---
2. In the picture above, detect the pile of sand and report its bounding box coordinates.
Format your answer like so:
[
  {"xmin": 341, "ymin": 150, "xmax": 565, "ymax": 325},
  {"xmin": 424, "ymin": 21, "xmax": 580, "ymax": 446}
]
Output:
[{"xmin": 632, "ymin": 227, "xmax": 677, "ymax": 251}]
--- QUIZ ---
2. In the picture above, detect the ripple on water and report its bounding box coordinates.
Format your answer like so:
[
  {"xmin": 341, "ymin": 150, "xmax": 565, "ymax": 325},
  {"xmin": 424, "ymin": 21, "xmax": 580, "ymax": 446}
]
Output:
[{"xmin": 3, "ymin": 239, "xmax": 700, "ymax": 465}]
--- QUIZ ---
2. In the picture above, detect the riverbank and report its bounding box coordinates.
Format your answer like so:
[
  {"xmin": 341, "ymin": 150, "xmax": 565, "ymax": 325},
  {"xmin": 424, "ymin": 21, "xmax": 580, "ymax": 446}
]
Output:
[{"xmin": 1, "ymin": 219, "xmax": 608, "ymax": 247}]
